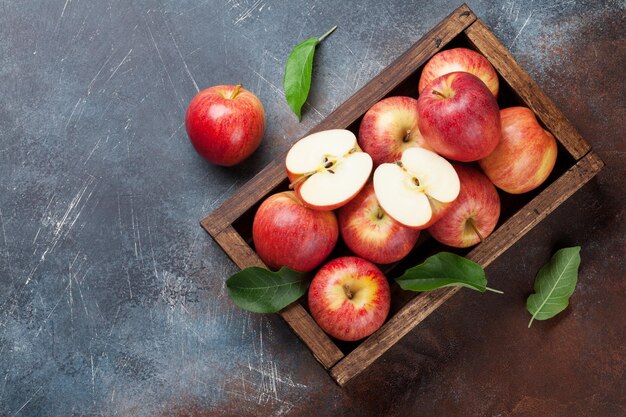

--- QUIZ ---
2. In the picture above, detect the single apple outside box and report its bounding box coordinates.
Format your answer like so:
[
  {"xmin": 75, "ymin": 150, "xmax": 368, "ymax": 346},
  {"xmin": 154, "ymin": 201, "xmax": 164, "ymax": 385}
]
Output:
[{"xmin": 185, "ymin": 84, "xmax": 265, "ymax": 166}]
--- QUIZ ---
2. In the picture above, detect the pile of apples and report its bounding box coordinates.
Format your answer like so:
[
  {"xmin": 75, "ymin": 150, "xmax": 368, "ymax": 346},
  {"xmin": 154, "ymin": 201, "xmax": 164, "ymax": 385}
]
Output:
[{"xmin": 201, "ymin": 48, "xmax": 559, "ymax": 342}]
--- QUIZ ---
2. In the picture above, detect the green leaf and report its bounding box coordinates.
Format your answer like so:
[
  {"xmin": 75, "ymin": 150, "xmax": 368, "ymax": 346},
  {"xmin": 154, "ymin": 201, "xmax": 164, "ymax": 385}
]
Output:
[
  {"xmin": 226, "ymin": 267, "xmax": 309, "ymax": 313},
  {"xmin": 395, "ymin": 252, "xmax": 500, "ymax": 293},
  {"xmin": 527, "ymin": 246, "xmax": 581, "ymax": 327},
  {"xmin": 283, "ymin": 25, "xmax": 336, "ymax": 121}
]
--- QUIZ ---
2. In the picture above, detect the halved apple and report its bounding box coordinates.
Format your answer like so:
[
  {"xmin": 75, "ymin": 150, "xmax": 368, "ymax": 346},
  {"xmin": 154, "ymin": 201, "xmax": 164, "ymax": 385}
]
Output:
[
  {"xmin": 373, "ymin": 147, "xmax": 460, "ymax": 229},
  {"xmin": 286, "ymin": 129, "xmax": 373, "ymax": 210}
]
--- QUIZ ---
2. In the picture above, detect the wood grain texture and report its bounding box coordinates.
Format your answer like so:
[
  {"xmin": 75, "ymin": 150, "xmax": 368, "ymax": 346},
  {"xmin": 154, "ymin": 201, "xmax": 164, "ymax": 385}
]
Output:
[
  {"xmin": 212, "ymin": 225, "xmax": 265, "ymax": 269},
  {"xmin": 464, "ymin": 19, "xmax": 590, "ymax": 160},
  {"xmin": 213, "ymin": 225, "xmax": 344, "ymax": 369},
  {"xmin": 279, "ymin": 302, "xmax": 345, "ymax": 369},
  {"xmin": 330, "ymin": 286, "xmax": 461, "ymax": 386},
  {"xmin": 200, "ymin": 3, "xmax": 476, "ymax": 235},
  {"xmin": 329, "ymin": 150, "xmax": 604, "ymax": 386}
]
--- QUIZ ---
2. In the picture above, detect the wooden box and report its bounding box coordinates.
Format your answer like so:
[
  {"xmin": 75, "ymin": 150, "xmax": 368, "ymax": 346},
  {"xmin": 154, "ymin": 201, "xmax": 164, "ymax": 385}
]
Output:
[{"xmin": 200, "ymin": 4, "xmax": 604, "ymax": 386}]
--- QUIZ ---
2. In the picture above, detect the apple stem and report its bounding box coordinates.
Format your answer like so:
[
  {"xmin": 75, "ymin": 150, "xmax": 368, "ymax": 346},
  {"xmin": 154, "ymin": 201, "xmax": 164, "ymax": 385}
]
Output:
[
  {"xmin": 431, "ymin": 89, "xmax": 447, "ymax": 99},
  {"xmin": 343, "ymin": 284, "xmax": 354, "ymax": 300},
  {"xmin": 485, "ymin": 287, "xmax": 504, "ymax": 294},
  {"xmin": 318, "ymin": 25, "xmax": 338, "ymax": 43},
  {"xmin": 403, "ymin": 130, "xmax": 411, "ymax": 143},
  {"xmin": 229, "ymin": 84, "xmax": 243, "ymax": 99},
  {"xmin": 467, "ymin": 219, "xmax": 484, "ymax": 242},
  {"xmin": 376, "ymin": 207, "xmax": 385, "ymax": 220},
  {"xmin": 288, "ymin": 171, "xmax": 315, "ymax": 189}
]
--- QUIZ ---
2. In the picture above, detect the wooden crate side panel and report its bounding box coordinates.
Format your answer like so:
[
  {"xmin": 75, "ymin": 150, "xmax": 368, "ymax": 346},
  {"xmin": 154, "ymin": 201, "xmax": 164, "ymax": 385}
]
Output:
[
  {"xmin": 464, "ymin": 19, "xmax": 590, "ymax": 160},
  {"xmin": 280, "ymin": 303, "xmax": 345, "ymax": 369},
  {"xmin": 330, "ymin": 287, "xmax": 460, "ymax": 386},
  {"xmin": 330, "ymin": 150, "xmax": 604, "ymax": 386},
  {"xmin": 213, "ymin": 226, "xmax": 344, "ymax": 369},
  {"xmin": 212, "ymin": 225, "xmax": 264, "ymax": 269},
  {"xmin": 467, "ymin": 150, "xmax": 604, "ymax": 266}
]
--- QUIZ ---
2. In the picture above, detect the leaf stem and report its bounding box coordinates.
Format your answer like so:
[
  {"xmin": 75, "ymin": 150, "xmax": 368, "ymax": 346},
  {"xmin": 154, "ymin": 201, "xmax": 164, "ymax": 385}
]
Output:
[
  {"xmin": 318, "ymin": 25, "xmax": 337, "ymax": 43},
  {"xmin": 485, "ymin": 286, "xmax": 504, "ymax": 294},
  {"xmin": 288, "ymin": 171, "xmax": 315, "ymax": 189},
  {"xmin": 527, "ymin": 247, "xmax": 581, "ymax": 329}
]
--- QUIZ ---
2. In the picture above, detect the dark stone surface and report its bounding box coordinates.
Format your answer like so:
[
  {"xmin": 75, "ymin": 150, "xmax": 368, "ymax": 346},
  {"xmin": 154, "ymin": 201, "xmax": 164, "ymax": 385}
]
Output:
[{"xmin": 1, "ymin": 0, "xmax": 624, "ymax": 416}]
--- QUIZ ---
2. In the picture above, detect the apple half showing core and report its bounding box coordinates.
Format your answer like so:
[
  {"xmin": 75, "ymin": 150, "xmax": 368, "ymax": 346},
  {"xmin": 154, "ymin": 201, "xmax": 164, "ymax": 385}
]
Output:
[
  {"xmin": 308, "ymin": 256, "xmax": 391, "ymax": 342},
  {"xmin": 286, "ymin": 129, "xmax": 373, "ymax": 210},
  {"xmin": 373, "ymin": 147, "xmax": 460, "ymax": 229}
]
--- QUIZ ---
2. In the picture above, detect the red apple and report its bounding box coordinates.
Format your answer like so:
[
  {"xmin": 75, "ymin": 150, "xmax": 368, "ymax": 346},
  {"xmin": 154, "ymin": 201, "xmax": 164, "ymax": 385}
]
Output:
[
  {"xmin": 417, "ymin": 72, "xmax": 501, "ymax": 162},
  {"xmin": 308, "ymin": 256, "xmax": 390, "ymax": 341},
  {"xmin": 286, "ymin": 129, "xmax": 372, "ymax": 210},
  {"xmin": 358, "ymin": 96, "xmax": 431, "ymax": 166},
  {"xmin": 428, "ymin": 164, "xmax": 500, "ymax": 248},
  {"xmin": 338, "ymin": 183, "xmax": 420, "ymax": 264},
  {"xmin": 185, "ymin": 84, "xmax": 265, "ymax": 166},
  {"xmin": 479, "ymin": 107, "xmax": 558, "ymax": 194},
  {"xmin": 252, "ymin": 191, "xmax": 338, "ymax": 272},
  {"xmin": 418, "ymin": 48, "xmax": 499, "ymax": 97}
]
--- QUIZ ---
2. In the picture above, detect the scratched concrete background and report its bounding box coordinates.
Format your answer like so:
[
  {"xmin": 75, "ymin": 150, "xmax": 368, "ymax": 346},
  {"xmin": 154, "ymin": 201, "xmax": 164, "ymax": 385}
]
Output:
[{"xmin": 1, "ymin": 0, "xmax": 625, "ymax": 416}]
